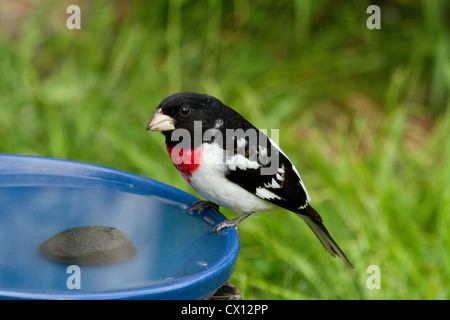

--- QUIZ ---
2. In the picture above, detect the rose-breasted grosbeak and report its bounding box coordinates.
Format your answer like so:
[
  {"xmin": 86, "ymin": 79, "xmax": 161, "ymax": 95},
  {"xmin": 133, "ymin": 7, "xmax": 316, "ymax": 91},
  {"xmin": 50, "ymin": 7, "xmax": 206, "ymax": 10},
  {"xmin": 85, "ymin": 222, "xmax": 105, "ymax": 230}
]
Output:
[{"xmin": 147, "ymin": 92, "xmax": 353, "ymax": 269}]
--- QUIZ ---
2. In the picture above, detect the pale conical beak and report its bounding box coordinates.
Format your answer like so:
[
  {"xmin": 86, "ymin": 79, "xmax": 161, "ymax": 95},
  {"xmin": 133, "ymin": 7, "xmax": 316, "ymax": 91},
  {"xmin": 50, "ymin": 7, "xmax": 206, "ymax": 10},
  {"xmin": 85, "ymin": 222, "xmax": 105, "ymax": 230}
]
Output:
[{"xmin": 146, "ymin": 109, "xmax": 175, "ymax": 131}]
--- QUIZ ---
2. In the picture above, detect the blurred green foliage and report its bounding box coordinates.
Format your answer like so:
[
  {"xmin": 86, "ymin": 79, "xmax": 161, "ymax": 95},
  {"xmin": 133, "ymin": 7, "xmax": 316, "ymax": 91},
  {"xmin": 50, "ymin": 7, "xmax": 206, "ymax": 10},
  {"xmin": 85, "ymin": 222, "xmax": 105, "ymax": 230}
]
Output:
[{"xmin": 0, "ymin": 0, "xmax": 449, "ymax": 299}]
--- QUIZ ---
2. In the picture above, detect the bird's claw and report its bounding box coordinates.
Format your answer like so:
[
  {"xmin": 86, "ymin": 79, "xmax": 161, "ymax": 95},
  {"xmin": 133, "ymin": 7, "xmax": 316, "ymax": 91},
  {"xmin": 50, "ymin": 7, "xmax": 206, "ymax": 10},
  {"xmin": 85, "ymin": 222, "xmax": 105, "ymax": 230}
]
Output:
[
  {"xmin": 210, "ymin": 220, "xmax": 239, "ymax": 233},
  {"xmin": 209, "ymin": 212, "xmax": 253, "ymax": 233},
  {"xmin": 187, "ymin": 200, "xmax": 219, "ymax": 215}
]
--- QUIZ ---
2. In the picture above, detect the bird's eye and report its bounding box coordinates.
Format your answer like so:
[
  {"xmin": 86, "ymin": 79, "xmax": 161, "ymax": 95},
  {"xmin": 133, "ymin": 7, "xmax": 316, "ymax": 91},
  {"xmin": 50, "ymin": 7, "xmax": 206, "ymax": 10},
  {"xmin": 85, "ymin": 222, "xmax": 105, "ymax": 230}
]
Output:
[{"xmin": 180, "ymin": 105, "xmax": 191, "ymax": 117}]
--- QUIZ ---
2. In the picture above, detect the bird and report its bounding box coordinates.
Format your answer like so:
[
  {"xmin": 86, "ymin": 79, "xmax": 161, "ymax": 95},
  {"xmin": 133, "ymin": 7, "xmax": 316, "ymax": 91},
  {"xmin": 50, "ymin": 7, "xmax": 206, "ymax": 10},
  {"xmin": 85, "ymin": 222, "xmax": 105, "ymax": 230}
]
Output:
[{"xmin": 146, "ymin": 92, "xmax": 354, "ymax": 269}]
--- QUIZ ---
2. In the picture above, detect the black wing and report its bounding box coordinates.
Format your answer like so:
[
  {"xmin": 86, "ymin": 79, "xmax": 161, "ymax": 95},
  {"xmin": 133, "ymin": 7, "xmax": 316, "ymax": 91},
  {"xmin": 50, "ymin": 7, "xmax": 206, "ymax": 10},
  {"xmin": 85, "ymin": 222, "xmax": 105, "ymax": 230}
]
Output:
[{"xmin": 223, "ymin": 132, "xmax": 321, "ymax": 221}]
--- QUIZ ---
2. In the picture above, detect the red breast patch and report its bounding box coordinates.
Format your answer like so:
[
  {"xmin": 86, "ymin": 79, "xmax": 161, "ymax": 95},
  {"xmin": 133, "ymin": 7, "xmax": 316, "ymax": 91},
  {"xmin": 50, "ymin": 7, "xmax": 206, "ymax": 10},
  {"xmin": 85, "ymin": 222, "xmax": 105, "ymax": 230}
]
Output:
[{"xmin": 166, "ymin": 146, "xmax": 202, "ymax": 183}]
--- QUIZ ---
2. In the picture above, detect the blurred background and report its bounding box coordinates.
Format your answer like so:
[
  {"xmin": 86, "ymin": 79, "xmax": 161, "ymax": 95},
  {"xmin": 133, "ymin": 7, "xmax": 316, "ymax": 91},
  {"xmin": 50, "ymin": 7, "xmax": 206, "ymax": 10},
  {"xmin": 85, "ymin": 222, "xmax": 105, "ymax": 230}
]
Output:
[{"xmin": 0, "ymin": 0, "xmax": 449, "ymax": 299}]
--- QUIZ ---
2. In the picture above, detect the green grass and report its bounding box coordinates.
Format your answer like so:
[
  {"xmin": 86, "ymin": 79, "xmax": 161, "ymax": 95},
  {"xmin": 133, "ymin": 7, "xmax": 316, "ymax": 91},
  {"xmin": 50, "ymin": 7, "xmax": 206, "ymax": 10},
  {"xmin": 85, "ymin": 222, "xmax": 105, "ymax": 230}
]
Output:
[{"xmin": 0, "ymin": 0, "xmax": 449, "ymax": 299}]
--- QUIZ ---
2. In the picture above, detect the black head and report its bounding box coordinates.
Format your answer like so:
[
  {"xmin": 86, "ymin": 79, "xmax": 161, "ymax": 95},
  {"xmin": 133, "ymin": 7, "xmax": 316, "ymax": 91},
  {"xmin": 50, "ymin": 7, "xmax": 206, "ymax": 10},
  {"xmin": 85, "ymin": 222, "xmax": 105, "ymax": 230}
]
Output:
[{"xmin": 147, "ymin": 92, "xmax": 253, "ymax": 147}]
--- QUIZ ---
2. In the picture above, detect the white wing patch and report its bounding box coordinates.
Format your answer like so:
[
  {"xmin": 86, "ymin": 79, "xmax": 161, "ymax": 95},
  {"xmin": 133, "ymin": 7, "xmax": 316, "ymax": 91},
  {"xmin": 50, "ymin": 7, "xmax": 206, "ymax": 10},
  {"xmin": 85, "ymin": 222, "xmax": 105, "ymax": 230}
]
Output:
[
  {"xmin": 226, "ymin": 137, "xmax": 259, "ymax": 171},
  {"xmin": 298, "ymin": 201, "xmax": 309, "ymax": 210},
  {"xmin": 264, "ymin": 178, "xmax": 281, "ymax": 189},
  {"xmin": 226, "ymin": 139, "xmax": 271, "ymax": 171},
  {"xmin": 226, "ymin": 154, "xmax": 260, "ymax": 171},
  {"xmin": 269, "ymin": 137, "xmax": 311, "ymax": 203},
  {"xmin": 226, "ymin": 152, "xmax": 260, "ymax": 171},
  {"xmin": 277, "ymin": 167, "xmax": 285, "ymax": 178},
  {"xmin": 214, "ymin": 119, "xmax": 224, "ymax": 129},
  {"xmin": 256, "ymin": 187, "xmax": 283, "ymax": 200},
  {"xmin": 257, "ymin": 145, "xmax": 268, "ymax": 164},
  {"xmin": 236, "ymin": 137, "xmax": 246, "ymax": 149}
]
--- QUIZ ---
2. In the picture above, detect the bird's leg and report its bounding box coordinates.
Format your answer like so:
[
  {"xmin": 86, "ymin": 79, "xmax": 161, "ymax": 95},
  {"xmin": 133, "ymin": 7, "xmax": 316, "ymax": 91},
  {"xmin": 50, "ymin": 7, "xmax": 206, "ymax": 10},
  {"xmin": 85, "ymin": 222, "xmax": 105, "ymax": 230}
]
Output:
[
  {"xmin": 212, "ymin": 212, "xmax": 253, "ymax": 232},
  {"xmin": 187, "ymin": 200, "xmax": 219, "ymax": 215}
]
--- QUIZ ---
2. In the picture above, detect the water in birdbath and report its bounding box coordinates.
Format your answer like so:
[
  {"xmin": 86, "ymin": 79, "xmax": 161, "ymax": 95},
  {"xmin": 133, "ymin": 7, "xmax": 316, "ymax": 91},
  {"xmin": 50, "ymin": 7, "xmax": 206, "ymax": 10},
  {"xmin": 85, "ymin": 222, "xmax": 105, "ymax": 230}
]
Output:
[{"xmin": 0, "ymin": 186, "xmax": 225, "ymax": 294}]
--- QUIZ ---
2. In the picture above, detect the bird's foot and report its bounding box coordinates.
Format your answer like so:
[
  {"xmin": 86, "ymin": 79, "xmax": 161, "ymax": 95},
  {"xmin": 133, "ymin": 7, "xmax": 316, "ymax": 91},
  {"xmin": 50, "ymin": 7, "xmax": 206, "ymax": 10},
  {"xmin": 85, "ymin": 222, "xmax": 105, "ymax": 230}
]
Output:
[
  {"xmin": 211, "ymin": 212, "xmax": 253, "ymax": 233},
  {"xmin": 212, "ymin": 219, "xmax": 239, "ymax": 232},
  {"xmin": 187, "ymin": 200, "xmax": 219, "ymax": 215}
]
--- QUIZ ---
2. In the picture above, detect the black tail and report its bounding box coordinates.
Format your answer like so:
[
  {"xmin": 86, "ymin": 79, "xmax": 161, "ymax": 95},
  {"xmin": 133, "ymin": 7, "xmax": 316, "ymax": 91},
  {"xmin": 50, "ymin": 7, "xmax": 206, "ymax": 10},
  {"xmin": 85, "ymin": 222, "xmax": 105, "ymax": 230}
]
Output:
[{"xmin": 298, "ymin": 205, "xmax": 354, "ymax": 269}]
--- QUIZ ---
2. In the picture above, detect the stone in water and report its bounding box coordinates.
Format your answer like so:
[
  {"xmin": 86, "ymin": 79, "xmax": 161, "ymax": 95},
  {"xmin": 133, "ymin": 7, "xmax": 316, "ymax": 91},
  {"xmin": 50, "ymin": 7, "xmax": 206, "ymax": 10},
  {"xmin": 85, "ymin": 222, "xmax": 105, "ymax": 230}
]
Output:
[{"xmin": 39, "ymin": 226, "xmax": 136, "ymax": 265}]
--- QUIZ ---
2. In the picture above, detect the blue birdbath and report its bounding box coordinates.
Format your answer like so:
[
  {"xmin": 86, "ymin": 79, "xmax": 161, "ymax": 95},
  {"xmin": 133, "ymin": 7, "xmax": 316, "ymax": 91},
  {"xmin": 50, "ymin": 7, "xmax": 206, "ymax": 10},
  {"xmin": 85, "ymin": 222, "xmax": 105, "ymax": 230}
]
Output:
[{"xmin": 0, "ymin": 154, "xmax": 239, "ymax": 299}]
